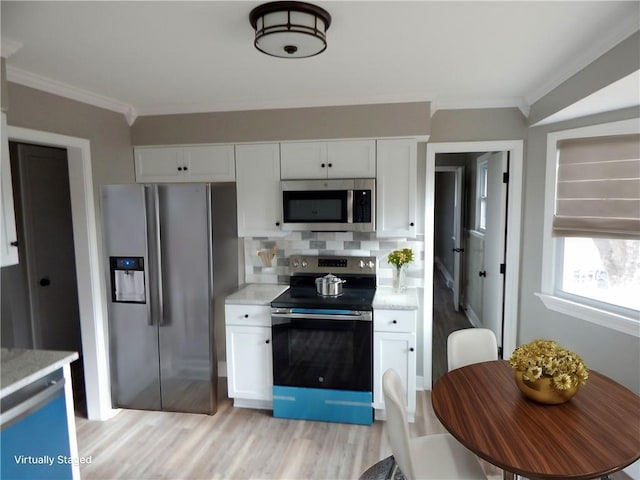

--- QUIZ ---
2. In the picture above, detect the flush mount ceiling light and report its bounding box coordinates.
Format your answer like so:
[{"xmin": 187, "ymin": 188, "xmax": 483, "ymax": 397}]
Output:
[{"xmin": 249, "ymin": 1, "xmax": 332, "ymax": 58}]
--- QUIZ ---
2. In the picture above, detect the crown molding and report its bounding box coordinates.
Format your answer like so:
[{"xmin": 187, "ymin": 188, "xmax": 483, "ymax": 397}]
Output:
[
  {"xmin": 6, "ymin": 66, "xmax": 137, "ymax": 125},
  {"xmin": 1, "ymin": 38, "xmax": 22, "ymax": 58},
  {"xmin": 525, "ymin": 21, "xmax": 639, "ymax": 106}
]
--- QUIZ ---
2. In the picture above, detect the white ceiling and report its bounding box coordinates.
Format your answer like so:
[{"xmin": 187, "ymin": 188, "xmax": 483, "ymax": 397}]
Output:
[{"xmin": 2, "ymin": 1, "xmax": 639, "ymax": 124}]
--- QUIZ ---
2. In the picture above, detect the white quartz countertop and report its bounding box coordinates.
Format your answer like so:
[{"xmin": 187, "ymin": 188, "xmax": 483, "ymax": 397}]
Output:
[
  {"xmin": 373, "ymin": 287, "xmax": 420, "ymax": 310},
  {"xmin": 225, "ymin": 283, "xmax": 289, "ymax": 306},
  {"xmin": 1, "ymin": 348, "xmax": 79, "ymax": 399}
]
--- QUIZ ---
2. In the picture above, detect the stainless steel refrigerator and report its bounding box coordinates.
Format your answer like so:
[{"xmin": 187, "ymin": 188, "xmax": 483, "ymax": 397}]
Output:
[{"xmin": 101, "ymin": 183, "xmax": 238, "ymax": 414}]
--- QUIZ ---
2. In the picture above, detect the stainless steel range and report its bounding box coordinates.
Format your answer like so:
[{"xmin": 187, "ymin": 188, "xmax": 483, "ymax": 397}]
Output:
[{"xmin": 270, "ymin": 255, "xmax": 376, "ymax": 425}]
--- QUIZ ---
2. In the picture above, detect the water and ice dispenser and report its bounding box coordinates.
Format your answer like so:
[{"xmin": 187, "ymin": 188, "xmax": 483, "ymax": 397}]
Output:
[{"xmin": 109, "ymin": 257, "xmax": 146, "ymax": 303}]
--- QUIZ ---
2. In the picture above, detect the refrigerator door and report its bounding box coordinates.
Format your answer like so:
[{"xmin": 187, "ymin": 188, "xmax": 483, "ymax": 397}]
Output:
[
  {"xmin": 156, "ymin": 184, "xmax": 215, "ymax": 414},
  {"xmin": 102, "ymin": 185, "xmax": 161, "ymax": 410}
]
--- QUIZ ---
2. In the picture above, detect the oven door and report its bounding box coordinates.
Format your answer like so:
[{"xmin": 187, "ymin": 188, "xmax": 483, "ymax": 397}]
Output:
[{"xmin": 271, "ymin": 309, "xmax": 372, "ymax": 392}]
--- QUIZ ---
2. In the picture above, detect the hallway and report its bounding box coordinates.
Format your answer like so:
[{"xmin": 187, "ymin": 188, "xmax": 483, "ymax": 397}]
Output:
[{"xmin": 432, "ymin": 266, "xmax": 473, "ymax": 384}]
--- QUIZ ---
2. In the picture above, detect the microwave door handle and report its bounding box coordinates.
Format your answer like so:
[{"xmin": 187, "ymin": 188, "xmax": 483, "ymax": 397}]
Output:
[{"xmin": 347, "ymin": 190, "xmax": 354, "ymax": 224}]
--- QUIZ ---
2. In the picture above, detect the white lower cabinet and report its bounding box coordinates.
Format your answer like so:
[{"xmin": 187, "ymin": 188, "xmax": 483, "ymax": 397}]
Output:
[
  {"xmin": 225, "ymin": 304, "xmax": 273, "ymax": 409},
  {"xmin": 373, "ymin": 309, "xmax": 417, "ymax": 422}
]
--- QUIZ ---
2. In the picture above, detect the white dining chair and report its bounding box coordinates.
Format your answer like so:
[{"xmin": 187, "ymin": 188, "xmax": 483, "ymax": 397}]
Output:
[
  {"xmin": 382, "ymin": 369, "xmax": 487, "ymax": 480},
  {"xmin": 447, "ymin": 328, "xmax": 498, "ymax": 371}
]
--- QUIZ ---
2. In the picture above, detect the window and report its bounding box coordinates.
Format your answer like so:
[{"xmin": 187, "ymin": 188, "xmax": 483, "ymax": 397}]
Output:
[
  {"xmin": 476, "ymin": 159, "xmax": 488, "ymax": 231},
  {"xmin": 538, "ymin": 119, "xmax": 640, "ymax": 336}
]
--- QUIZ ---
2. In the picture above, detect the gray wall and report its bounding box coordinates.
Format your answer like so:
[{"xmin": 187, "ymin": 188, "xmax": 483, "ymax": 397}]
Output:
[
  {"xmin": 430, "ymin": 107, "xmax": 527, "ymax": 142},
  {"xmin": 7, "ymin": 83, "xmax": 134, "ymax": 191},
  {"xmin": 131, "ymin": 102, "xmax": 431, "ymax": 145}
]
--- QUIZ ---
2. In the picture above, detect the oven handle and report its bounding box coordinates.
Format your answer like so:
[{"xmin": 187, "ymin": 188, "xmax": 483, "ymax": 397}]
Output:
[{"xmin": 271, "ymin": 311, "xmax": 372, "ymax": 321}]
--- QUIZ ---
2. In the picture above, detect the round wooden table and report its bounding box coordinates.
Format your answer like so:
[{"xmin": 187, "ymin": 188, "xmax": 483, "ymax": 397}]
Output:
[{"xmin": 431, "ymin": 360, "xmax": 640, "ymax": 480}]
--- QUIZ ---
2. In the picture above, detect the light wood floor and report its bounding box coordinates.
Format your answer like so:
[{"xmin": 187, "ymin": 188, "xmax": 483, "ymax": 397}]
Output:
[
  {"xmin": 75, "ymin": 380, "xmax": 502, "ymax": 480},
  {"xmin": 75, "ymin": 271, "xmax": 629, "ymax": 480},
  {"xmin": 432, "ymin": 266, "xmax": 474, "ymax": 384}
]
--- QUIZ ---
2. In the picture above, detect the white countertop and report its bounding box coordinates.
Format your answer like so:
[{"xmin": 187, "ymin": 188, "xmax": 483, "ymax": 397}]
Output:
[
  {"xmin": 373, "ymin": 287, "xmax": 420, "ymax": 310},
  {"xmin": 225, "ymin": 283, "xmax": 289, "ymax": 306},
  {"xmin": 1, "ymin": 348, "xmax": 79, "ymax": 399}
]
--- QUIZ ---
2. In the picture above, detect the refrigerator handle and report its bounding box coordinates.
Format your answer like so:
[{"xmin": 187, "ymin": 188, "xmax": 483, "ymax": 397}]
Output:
[
  {"xmin": 143, "ymin": 186, "xmax": 154, "ymax": 326},
  {"xmin": 153, "ymin": 185, "xmax": 165, "ymax": 327}
]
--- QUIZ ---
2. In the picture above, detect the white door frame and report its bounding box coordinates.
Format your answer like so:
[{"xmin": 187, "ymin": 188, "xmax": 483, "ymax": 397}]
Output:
[
  {"xmin": 7, "ymin": 125, "xmax": 115, "ymax": 421},
  {"xmin": 434, "ymin": 166, "xmax": 464, "ymax": 311},
  {"xmin": 424, "ymin": 140, "xmax": 523, "ymax": 389}
]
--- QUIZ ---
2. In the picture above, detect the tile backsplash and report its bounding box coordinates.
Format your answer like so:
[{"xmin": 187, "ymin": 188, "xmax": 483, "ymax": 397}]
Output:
[{"xmin": 244, "ymin": 231, "xmax": 425, "ymax": 288}]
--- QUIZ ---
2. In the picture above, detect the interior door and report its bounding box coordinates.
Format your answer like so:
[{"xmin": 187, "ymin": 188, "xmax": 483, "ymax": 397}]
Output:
[
  {"xmin": 10, "ymin": 143, "xmax": 81, "ymax": 353},
  {"xmin": 481, "ymin": 152, "xmax": 508, "ymax": 350},
  {"xmin": 451, "ymin": 167, "xmax": 464, "ymax": 311}
]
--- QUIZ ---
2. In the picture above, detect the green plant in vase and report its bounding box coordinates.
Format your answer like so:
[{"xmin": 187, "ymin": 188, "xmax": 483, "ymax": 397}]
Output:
[{"xmin": 387, "ymin": 248, "xmax": 414, "ymax": 291}]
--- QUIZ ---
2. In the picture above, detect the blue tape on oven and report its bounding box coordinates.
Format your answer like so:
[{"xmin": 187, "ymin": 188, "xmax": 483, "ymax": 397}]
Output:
[{"xmin": 291, "ymin": 308, "xmax": 353, "ymax": 315}]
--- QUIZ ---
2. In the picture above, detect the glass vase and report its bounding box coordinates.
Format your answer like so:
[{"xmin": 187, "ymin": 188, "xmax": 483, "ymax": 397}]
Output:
[{"xmin": 393, "ymin": 264, "xmax": 408, "ymax": 292}]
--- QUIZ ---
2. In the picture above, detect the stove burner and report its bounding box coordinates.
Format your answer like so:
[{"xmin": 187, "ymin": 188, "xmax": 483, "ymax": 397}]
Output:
[
  {"xmin": 317, "ymin": 291, "xmax": 343, "ymax": 297},
  {"xmin": 272, "ymin": 255, "xmax": 377, "ymax": 311}
]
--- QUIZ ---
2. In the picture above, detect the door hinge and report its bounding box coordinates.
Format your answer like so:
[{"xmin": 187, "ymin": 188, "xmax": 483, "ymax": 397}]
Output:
[
  {"xmin": 502, "ymin": 172, "xmax": 509, "ymax": 183},
  {"xmin": 500, "ymin": 263, "xmax": 506, "ymax": 274}
]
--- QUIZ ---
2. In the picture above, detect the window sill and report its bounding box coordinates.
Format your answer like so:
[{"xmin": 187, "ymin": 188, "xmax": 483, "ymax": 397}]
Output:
[{"xmin": 535, "ymin": 293, "xmax": 639, "ymax": 337}]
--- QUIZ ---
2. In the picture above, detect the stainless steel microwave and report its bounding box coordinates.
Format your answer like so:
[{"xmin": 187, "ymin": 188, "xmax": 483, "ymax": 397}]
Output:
[{"xmin": 281, "ymin": 179, "xmax": 375, "ymax": 232}]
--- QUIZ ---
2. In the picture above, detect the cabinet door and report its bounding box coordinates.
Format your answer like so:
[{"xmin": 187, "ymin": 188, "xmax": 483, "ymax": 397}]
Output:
[
  {"xmin": 327, "ymin": 140, "xmax": 376, "ymax": 178},
  {"xmin": 0, "ymin": 113, "xmax": 19, "ymax": 266},
  {"xmin": 135, "ymin": 147, "xmax": 183, "ymax": 182},
  {"xmin": 280, "ymin": 142, "xmax": 327, "ymax": 179},
  {"xmin": 184, "ymin": 145, "xmax": 235, "ymax": 182},
  {"xmin": 226, "ymin": 325, "xmax": 273, "ymax": 401},
  {"xmin": 376, "ymin": 139, "xmax": 417, "ymax": 237},
  {"xmin": 373, "ymin": 331, "xmax": 416, "ymax": 416},
  {"xmin": 235, "ymin": 144, "xmax": 282, "ymax": 237}
]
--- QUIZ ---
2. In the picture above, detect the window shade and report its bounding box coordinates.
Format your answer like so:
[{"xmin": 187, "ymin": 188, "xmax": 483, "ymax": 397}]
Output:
[{"xmin": 554, "ymin": 134, "xmax": 640, "ymax": 238}]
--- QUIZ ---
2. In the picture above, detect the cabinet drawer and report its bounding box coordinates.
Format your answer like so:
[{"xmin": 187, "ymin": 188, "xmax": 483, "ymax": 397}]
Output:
[
  {"xmin": 225, "ymin": 304, "xmax": 271, "ymax": 326},
  {"xmin": 374, "ymin": 309, "xmax": 416, "ymax": 332}
]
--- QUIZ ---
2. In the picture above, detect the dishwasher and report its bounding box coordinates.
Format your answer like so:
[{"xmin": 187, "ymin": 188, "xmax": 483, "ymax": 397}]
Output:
[{"xmin": 1, "ymin": 368, "xmax": 73, "ymax": 479}]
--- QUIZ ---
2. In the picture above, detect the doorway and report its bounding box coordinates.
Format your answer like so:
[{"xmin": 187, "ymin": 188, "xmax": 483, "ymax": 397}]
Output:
[
  {"xmin": 3, "ymin": 142, "xmax": 86, "ymax": 413},
  {"xmin": 424, "ymin": 141, "xmax": 523, "ymax": 389},
  {"xmin": 6, "ymin": 124, "xmax": 112, "ymax": 421},
  {"xmin": 432, "ymin": 152, "xmax": 509, "ymax": 384}
]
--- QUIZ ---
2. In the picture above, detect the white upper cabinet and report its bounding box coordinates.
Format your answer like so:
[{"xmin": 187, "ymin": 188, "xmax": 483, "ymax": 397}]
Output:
[
  {"xmin": 235, "ymin": 143, "xmax": 283, "ymax": 237},
  {"xmin": 376, "ymin": 138, "xmax": 417, "ymax": 238},
  {"xmin": 1, "ymin": 113, "xmax": 19, "ymax": 267},
  {"xmin": 280, "ymin": 142, "xmax": 327, "ymax": 179},
  {"xmin": 184, "ymin": 145, "xmax": 236, "ymax": 182},
  {"xmin": 280, "ymin": 140, "xmax": 376, "ymax": 179},
  {"xmin": 135, "ymin": 144, "xmax": 235, "ymax": 183}
]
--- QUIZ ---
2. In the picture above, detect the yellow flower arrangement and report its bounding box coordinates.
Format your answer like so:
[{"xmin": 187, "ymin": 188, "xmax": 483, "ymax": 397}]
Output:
[
  {"xmin": 387, "ymin": 248, "xmax": 414, "ymax": 268},
  {"xmin": 509, "ymin": 339, "xmax": 589, "ymax": 391}
]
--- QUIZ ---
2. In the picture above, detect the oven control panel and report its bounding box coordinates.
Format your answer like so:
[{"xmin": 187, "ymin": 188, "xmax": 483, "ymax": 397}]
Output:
[{"xmin": 289, "ymin": 255, "xmax": 376, "ymax": 275}]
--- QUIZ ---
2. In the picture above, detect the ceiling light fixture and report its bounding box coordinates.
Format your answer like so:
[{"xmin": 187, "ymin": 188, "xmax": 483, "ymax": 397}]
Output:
[{"xmin": 249, "ymin": 1, "xmax": 332, "ymax": 59}]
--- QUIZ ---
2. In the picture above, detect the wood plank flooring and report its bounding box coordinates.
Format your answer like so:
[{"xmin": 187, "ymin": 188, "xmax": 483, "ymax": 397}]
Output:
[
  {"xmin": 74, "ymin": 269, "xmax": 630, "ymax": 480},
  {"xmin": 432, "ymin": 266, "xmax": 473, "ymax": 384},
  {"xmin": 75, "ymin": 379, "xmax": 501, "ymax": 480}
]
